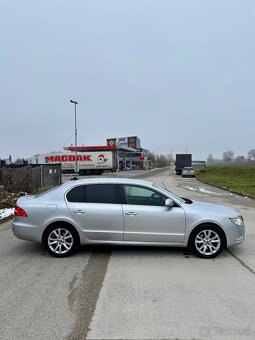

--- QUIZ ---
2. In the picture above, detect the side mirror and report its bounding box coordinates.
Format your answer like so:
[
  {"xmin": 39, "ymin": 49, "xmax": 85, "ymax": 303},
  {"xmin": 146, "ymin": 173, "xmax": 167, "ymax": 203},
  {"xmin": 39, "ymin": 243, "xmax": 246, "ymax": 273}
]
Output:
[{"xmin": 165, "ymin": 198, "xmax": 174, "ymax": 208}]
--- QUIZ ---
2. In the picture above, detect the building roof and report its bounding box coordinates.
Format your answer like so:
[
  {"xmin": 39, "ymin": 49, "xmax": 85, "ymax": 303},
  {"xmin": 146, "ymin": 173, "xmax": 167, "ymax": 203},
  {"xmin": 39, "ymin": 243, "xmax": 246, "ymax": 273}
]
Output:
[
  {"xmin": 64, "ymin": 145, "xmax": 117, "ymax": 151},
  {"xmin": 63, "ymin": 145, "xmax": 136, "ymax": 152}
]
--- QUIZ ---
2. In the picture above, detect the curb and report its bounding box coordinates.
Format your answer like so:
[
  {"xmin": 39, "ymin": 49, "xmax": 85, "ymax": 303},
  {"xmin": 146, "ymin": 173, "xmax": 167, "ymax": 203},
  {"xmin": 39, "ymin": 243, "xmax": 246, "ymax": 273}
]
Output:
[{"xmin": 0, "ymin": 215, "xmax": 14, "ymax": 225}]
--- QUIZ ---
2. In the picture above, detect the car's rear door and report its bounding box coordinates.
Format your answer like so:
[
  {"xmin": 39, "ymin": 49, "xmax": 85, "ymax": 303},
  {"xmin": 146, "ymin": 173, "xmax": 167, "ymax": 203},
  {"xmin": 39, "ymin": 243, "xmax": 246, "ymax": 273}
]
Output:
[{"xmin": 66, "ymin": 183, "xmax": 123, "ymax": 241}]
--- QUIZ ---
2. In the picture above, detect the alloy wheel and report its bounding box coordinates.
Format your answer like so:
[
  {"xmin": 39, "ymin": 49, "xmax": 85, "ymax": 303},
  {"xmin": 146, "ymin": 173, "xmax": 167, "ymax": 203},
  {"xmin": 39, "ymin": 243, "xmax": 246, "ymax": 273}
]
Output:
[
  {"xmin": 48, "ymin": 228, "xmax": 74, "ymax": 255},
  {"xmin": 195, "ymin": 229, "xmax": 221, "ymax": 256}
]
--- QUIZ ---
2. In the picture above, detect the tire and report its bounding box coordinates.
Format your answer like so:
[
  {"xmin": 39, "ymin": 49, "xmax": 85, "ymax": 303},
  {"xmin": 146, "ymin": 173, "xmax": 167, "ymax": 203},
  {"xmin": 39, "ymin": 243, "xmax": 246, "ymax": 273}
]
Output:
[
  {"xmin": 189, "ymin": 225, "xmax": 225, "ymax": 259},
  {"xmin": 92, "ymin": 170, "xmax": 103, "ymax": 175},
  {"xmin": 44, "ymin": 224, "xmax": 79, "ymax": 257}
]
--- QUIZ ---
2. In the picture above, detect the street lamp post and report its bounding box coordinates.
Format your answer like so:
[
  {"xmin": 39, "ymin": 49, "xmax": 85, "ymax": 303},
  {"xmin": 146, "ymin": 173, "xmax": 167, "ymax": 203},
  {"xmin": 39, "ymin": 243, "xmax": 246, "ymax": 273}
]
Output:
[{"xmin": 70, "ymin": 100, "xmax": 78, "ymax": 176}]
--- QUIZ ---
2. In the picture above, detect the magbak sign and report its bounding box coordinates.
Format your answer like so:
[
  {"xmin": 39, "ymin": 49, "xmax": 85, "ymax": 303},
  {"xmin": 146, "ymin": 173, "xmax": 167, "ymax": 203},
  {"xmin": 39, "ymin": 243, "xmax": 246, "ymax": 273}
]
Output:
[
  {"xmin": 45, "ymin": 154, "xmax": 92, "ymax": 162},
  {"xmin": 31, "ymin": 151, "xmax": 114, "ymax": 173},
  {"xmin": 41, "ymin": 152, "xmax": 113, "ymax": 169}
]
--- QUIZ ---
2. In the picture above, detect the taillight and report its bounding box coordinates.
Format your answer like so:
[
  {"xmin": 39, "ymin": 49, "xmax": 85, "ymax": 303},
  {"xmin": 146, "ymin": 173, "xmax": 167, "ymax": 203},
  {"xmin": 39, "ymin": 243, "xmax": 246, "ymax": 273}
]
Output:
[{"xmin": 14, "ymin": 206, "xmax": 27, "ymax": 217}]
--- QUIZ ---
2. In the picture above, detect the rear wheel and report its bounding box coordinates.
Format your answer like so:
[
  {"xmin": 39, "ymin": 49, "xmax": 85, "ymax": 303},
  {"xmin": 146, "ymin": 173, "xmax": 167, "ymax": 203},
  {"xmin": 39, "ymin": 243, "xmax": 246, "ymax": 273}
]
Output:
[
  {"xmin": 44, "ymin": 224, "xmax": 78, "ymax": 257},
  {"xmin": 189, "ymin": 225, "xmax": 225, "ymax": 258}
]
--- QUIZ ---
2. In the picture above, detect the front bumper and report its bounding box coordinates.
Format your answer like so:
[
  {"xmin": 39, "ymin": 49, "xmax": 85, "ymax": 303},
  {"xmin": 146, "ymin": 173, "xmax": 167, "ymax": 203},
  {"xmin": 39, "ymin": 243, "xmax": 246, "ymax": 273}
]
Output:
[{"xmin": 224, "ymin": 220, "xmax": 245, "ymax": 247}]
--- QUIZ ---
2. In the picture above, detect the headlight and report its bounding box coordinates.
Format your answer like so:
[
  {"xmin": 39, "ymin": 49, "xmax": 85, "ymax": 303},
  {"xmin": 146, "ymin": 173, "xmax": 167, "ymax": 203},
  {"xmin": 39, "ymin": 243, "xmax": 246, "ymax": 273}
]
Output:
[{"xmin": 229, "ymin": 216, "xmax": 243, "ymax": 226}]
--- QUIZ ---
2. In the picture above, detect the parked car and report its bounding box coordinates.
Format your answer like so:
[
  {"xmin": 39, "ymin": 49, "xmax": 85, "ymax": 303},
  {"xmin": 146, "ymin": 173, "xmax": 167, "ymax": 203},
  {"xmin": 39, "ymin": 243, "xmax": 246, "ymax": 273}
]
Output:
[
  {"xmin": 12, "ymin": 178, "xmax": 245, "ymax": 259},
  {"xmin": 182, "ymin": 167, "xmax": 195, "ymax": 178}
]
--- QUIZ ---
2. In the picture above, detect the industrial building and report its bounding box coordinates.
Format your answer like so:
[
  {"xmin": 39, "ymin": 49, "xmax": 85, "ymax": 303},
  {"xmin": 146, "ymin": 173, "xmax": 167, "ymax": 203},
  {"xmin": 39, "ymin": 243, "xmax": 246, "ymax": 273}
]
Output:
[{"xmin": 63, "ymin": 136, "xmax": 151, "ymax": 171}]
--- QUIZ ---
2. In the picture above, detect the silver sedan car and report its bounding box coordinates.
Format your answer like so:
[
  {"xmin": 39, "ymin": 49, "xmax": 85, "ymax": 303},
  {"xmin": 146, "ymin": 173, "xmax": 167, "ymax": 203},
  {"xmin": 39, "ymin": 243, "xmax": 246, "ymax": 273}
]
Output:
[
  {"xmin": 12, "ymin": 178, "xmax": 245, "ymax": 259},
  {"xmin": 182, "ymin": 167, "xmax": 195, "ymax": 178}
]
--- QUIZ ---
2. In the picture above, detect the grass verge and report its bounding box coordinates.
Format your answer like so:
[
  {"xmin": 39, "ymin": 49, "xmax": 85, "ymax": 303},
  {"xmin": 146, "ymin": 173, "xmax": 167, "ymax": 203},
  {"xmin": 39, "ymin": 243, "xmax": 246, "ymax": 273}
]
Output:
[{"xmin": 196, "ymin": 165, "xmax": 255, "ymax": 198}]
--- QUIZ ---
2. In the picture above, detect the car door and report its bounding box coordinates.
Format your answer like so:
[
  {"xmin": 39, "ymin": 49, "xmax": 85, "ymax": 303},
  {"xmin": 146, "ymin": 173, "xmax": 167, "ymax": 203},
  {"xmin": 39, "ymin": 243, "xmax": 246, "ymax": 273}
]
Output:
[
  {"xmin": 66, "ymin": 183, "xmax": 123, "ymax": 241},
  {"xmin": 121, "ymin": 184, "xmax": 186, "ymax": 243}
]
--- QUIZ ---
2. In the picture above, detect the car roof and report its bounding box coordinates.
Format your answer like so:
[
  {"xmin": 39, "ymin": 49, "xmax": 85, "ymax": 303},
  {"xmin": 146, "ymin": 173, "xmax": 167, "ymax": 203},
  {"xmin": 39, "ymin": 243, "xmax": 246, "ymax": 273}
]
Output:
[
  {"xmin": 61, "ymin": 177, "xmax": 155, "ymax": 188},
  {"xmin": 35, "ymin": 177, "xmax": 158, "ymax": 201}
]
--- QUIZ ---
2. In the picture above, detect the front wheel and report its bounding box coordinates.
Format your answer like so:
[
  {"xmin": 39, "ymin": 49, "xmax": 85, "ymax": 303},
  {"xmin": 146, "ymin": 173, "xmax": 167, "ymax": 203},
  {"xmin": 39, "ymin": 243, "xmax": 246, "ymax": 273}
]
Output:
[
  {"xmin": 44, "ymin": 225, "xmax": 78, "ymax": 257},
  {"xmin": 189, "ymin": 225, "xmax": 225, "ymax": 259}
]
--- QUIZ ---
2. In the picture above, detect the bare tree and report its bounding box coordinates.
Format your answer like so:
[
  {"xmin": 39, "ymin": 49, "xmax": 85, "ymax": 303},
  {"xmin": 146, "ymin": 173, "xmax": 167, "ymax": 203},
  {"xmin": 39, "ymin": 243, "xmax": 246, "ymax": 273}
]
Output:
[
  {"xmin": 248, "ymin": 149, "xmax": 255, "ymax": 161},
  {"xmin": 207, "ymin": 154, "xmax": 214, "ymax": 164},
  {"xmin": 222, "ymin": 151, "xmax": 234, "ymax": 163},
  {"xmin": 148, "ymin": 151, "xmax": 156, "ymax": 164},
  {"xmin": 235, "ymin": 156, "xmax": 246, "ymax": 163},
  {"xmin": 167, "ymin": 153, "xmax": 174, "ymax": 163},
  {"xmin": 155, "ymin": 154, "xmax": 169, "ymax": 167}
]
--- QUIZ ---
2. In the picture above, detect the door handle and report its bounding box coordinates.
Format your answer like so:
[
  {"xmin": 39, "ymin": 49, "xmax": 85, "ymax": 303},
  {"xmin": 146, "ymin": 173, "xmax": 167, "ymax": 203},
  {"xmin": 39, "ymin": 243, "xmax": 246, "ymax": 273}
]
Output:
[
  {"xmin": 73, "ymin": 209, "xmax": 85, "ymax": 214},
  {"xmin": 125, "ymin": 211, "xmax": 137, "ymax": 216}
]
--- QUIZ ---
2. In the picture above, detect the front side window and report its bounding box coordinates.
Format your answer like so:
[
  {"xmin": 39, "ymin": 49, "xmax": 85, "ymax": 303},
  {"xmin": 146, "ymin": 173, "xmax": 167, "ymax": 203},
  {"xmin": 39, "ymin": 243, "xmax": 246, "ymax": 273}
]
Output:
[{"xmin": 122, "ymin": 185, "xmax": 166, "ymax": 206}]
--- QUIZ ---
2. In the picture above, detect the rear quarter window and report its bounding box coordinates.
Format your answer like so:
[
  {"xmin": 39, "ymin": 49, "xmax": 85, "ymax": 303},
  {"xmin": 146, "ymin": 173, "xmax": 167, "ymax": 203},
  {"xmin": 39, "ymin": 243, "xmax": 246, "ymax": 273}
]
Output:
[{"xmin": 66, "ymin": 185, "xmax": 85, "ymax": 202}]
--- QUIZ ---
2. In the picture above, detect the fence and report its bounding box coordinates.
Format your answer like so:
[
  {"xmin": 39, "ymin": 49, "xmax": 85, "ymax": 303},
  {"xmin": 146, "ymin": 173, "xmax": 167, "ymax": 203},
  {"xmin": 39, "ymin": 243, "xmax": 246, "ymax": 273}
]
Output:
[{"xmin": 1, "ymin": 164, "xmax": 62, "ymax": 193}]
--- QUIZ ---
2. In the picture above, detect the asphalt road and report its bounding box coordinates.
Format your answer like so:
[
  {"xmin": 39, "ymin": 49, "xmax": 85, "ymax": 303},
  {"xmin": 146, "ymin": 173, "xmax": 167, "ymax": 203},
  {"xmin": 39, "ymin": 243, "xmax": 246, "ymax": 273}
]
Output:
[{"xmin": 0, "ymin": 169, "xmax": 254, "ymax": 340}]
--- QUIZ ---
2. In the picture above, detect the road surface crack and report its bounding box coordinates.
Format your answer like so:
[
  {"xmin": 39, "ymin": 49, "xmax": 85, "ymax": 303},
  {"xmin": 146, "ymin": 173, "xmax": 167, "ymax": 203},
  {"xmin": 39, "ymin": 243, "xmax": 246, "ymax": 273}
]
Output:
[{"xmin": 66, "ymin": 249, "xmax": 111, "ymax": 340}]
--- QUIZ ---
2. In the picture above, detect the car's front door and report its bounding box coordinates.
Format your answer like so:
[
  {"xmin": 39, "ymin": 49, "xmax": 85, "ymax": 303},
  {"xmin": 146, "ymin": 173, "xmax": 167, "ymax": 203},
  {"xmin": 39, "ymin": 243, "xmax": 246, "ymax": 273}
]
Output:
[
  {"xmin": 121, "ymin": 184, "xmax": 185, "ymax": 243},
  {"xmin": 66, "ymin": 184, "xmax": 123, "ymax": 241}
]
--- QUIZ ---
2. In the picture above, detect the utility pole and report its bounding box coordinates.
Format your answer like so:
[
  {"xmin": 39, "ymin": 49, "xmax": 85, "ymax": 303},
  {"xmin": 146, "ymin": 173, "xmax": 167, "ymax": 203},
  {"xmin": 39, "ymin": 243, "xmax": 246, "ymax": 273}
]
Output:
[{"xmin": 70, "ymin": 100, "xmax": 78, "ymax": 175}]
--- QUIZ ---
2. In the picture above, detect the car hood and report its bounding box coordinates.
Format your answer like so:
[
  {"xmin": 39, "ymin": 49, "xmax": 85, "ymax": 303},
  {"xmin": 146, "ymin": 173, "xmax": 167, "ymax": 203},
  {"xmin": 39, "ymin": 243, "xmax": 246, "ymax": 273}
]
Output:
[{"xmin": 182, "ymin": 200, "xmax": 240, "ymax": 218}]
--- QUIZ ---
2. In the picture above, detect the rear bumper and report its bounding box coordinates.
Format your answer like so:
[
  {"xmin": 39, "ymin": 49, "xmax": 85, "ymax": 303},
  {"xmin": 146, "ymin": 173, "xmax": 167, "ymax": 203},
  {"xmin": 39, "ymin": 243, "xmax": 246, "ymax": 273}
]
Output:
[{"xmin": 12, "ymin": 221, "xmax": 43, "ymax": 243}]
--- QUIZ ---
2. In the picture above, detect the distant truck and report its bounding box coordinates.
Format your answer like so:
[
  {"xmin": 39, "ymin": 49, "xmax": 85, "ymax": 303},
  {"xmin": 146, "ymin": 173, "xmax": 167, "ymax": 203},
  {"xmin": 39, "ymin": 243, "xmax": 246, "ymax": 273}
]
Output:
[
  {"xmin": 192, "ymin": 161, "xmax": 206, "ymax": 173},
  {"xmin": 29, "ymin": 151, "xmax": 116, "ymax": 175},
  {"xmin": 175, "ymin": 154, "xmax": 192, "ymax": 175}
]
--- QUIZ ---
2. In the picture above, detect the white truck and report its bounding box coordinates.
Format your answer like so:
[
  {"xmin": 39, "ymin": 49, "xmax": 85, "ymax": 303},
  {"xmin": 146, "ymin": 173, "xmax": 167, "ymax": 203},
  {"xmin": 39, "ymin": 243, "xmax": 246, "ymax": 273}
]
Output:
[{"xmin": 30, "ymin": 151, "xmax": 116, "ymax": 175}]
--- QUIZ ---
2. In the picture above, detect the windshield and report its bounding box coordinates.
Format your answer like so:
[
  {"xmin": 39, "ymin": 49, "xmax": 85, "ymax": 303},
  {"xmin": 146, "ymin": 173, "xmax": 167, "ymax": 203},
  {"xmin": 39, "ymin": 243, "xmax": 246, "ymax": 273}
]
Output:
[{"xmin": 152, "ymin": 183, "xmax": 186, "ymax": 203}]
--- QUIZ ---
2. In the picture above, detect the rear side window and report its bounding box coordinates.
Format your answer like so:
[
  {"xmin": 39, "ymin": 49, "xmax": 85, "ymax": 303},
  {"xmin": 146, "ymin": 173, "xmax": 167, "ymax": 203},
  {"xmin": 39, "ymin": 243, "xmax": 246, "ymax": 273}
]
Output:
[
  {"xmin": 66, "ymin": 184, "xmax": 117, "ymax": 204},
  {"xmin": 86, "ymin": 184, "xmax": 116, "ymax": 204}
]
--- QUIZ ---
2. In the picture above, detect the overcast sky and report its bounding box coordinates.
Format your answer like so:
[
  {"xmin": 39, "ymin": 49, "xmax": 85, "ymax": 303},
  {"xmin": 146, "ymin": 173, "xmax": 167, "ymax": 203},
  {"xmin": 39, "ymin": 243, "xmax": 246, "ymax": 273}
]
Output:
[{"xmin": 1, "ymin": 0, "xmax": 254, "ymax": 161}]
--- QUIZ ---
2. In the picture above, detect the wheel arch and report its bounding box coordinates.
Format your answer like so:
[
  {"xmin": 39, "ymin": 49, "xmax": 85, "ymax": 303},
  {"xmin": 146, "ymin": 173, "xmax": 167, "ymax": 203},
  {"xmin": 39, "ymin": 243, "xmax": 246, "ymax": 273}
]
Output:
[
  {"xmin": 188, "ymin": 222, "xmax": 227, "ymax": 248},
  {"xmin": 42, "ymin": 221, "xmax": 81, "ymax": 246}
]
